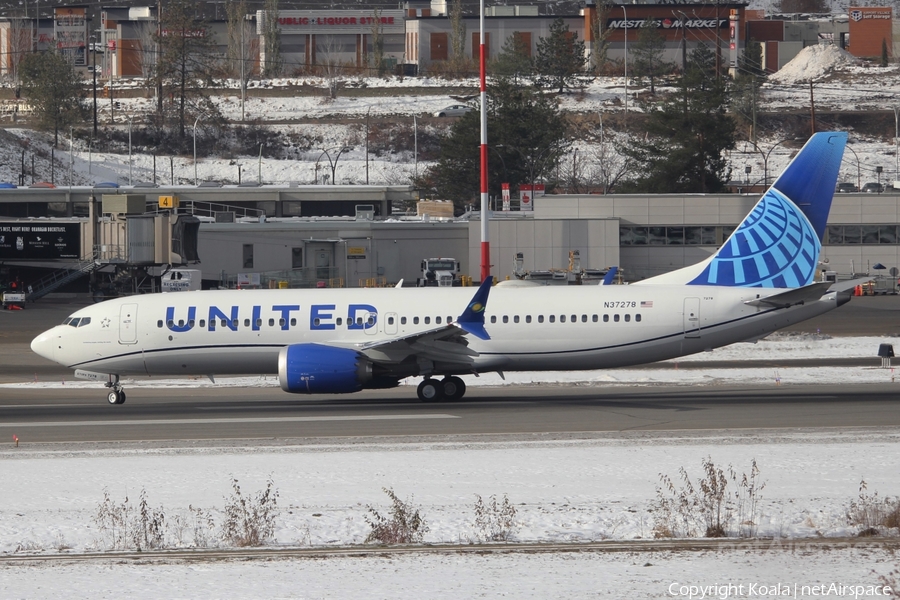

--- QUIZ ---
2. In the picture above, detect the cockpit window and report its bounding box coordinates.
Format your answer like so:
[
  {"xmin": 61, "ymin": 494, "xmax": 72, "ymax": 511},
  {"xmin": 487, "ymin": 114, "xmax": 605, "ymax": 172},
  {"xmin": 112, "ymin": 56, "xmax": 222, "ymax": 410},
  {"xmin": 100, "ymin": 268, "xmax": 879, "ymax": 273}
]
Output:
[
  {"xmin": 78, "ymin": 317, "xmax": 91, "ymax": 327},
  {"xmin": 62, "ymin": 317, "xmax": 73, "ymax": 325},
  {"xmin": 68, "ymin": 318, "xmax": 81, "ymax": 327}
]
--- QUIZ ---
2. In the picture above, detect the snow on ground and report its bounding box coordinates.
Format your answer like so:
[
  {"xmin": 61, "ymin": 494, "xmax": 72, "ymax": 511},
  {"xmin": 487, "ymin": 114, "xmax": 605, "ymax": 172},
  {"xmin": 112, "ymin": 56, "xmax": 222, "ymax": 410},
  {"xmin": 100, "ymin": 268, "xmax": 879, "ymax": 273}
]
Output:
[
  {"xmin": 2, "ymin": 333, "xmax": 896, "ymax": 390},
  {"xmin": 1, "ymin": 546, "xmax": 896, "ymax": 600},
  {"xmin": 3, "ymin": 62, "xmax": 900, "ymax": 189},
  {"xmin": 769, "ymin": 44, "xmax": 860, "ymax": 85},
  {"xmin": 1, "ymin": 432, "xmax": 898, "ymax": 597}
]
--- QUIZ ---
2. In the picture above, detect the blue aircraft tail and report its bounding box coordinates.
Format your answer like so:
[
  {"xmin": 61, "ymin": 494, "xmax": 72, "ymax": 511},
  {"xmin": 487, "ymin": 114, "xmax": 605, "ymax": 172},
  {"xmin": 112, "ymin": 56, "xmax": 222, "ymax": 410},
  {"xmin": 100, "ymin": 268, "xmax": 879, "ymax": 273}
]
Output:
[{"xmin": 686, "ymin": 132, "xmax": 847, "ymax": 288}]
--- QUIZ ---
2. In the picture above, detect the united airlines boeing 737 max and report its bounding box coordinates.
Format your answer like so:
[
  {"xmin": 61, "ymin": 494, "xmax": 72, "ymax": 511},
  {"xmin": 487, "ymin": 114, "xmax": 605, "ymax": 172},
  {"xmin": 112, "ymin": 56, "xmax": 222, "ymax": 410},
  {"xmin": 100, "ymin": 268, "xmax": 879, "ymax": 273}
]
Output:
[{"xmin": 32, "ymin": 132, "xmax": 851, "ymax": 404}]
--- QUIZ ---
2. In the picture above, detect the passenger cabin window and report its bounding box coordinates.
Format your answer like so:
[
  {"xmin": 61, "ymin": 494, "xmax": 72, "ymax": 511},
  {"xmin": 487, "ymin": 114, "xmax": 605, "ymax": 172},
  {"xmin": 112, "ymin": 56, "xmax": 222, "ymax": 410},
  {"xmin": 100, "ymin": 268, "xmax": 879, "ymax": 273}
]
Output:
[
  {"xmin": 581, "ymin": 315, "xmax": 587, "ymax": 323},
  {"xmin": 538, "ymin": 315, "xmax": 544, "ymax": 323},
  {"xmin": 157, "ymin": 320, "xmax": 163, "ymax": 328},
  {"xmin": 592, "ymin": 315, "xmax": 598, "ymax": 322},
  {"xmin": 636, "ymin": 314, "xmax": 642, "ymax": 322},
  {"xmin": 401, "ymin": 317, "xmax": 407, "ymax": 325},
  {"xmin": 560, "ymin": 315, "xmax": 566, "ymax": 323},
  {"xmin": 337, "ymin": 318, "xmax": 343, "ymax": 326},
  {"xmin": 436, "ymin": 316, "xmax": 442, "ymax": 324},
  {"xmin": 549, "ymin": 315, "xmax": 555, "ymax": 323},
  {"xmin": 268, "ymin": 318, "xmax": 275, "ymax": 327},
  {"xmin": 424, "ymin": 316, "xmax": 431, "ymax": 324},
  {"xmin": 603, "ymin": 315, "xmax": 609, "ymax": 322},
  {"xmin": 514, "ymin": 316, "xmax": 520, "ymax": 323},
  {"xmin": 200, "ymin": 319, "xmax": 206, "ymax": 328},
  {"xmin": 414, "ymin": 317, "xmax": 419, "ymax": 325},
  {"xmin": 490, "ymin": 316, "xmax": 497, "ymax": 323},
  {"xmin": 614, "ymin": 314, "xmax": 620, "ymax": 322},
  {"xmin": 526, "ymin": 315, "xmax": 532, "ymax": 323},
  {"xmin": 624, "ymin": 314, "xmax": 631, "ymax": 322},
  {"xmin": 502, "ymin": 316, "xmax": 508, "ymax": 323},
  {"xmin": 291, "ymin": 318, "xmax": 297, "ymax": 326},
  {"xmin": 388, "ymin": 316, "xmax": 395, "ymax": 325}
]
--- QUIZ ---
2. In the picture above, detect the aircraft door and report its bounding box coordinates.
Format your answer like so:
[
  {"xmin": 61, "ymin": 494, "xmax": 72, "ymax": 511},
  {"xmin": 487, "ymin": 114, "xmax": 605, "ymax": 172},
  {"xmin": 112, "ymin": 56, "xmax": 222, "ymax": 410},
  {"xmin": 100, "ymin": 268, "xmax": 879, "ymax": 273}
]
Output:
[
  {"xmin": 119, "ymin": 303, "xmax": 138, "ymax": 344},
  {"xmin": 683, "ymin": 297, "xmax": 700, "ymax": 338},
  {"xmin": 384, "ymin": 312, "xmax": 398, "ymax": 335},
  {"xmin": 364, "ymin": 310, "xmax": 378, "ymax": 336}
]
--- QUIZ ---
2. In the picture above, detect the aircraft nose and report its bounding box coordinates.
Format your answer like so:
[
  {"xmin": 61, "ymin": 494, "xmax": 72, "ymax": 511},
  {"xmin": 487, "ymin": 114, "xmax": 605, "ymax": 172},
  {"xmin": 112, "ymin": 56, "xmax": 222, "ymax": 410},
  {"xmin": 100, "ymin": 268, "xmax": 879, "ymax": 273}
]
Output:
[{"xmin": 30, "ymin": 330, "xmax": 56, "ymax": 363}]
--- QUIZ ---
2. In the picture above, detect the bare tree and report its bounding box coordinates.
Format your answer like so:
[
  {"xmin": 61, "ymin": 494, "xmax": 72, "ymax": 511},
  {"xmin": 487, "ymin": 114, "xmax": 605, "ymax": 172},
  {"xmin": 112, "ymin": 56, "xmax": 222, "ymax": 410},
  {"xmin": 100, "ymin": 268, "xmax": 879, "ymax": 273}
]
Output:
[
  {"xmin": 448, "ymin": 0, "xmax": 468, "ymax": 77},
  {"xmin": 369, "ymin": 9, "xmax": 386, "ymax": 77},
  {"xmin": 4, "ymin": 18, "xmax": 33, "ymax": 85},
  {"xmin": 135, "ymin": 21, "xmax": 158, "ymax": 91},
  {"xmin": 261, "ymin": 0, "xmax": 282, "ymax": 77},
  {"xmin": 316, "ymin": 35, "xmax": 344, "ymax": 99}
]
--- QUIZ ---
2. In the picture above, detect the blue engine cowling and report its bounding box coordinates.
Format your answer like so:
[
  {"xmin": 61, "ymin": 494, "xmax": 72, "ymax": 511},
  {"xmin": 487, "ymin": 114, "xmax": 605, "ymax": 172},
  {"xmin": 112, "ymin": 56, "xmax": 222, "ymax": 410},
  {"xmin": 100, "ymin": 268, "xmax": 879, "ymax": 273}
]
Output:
[{"xmin": 278, "ymin": 343, "xmax": 372, "ymax": 394}]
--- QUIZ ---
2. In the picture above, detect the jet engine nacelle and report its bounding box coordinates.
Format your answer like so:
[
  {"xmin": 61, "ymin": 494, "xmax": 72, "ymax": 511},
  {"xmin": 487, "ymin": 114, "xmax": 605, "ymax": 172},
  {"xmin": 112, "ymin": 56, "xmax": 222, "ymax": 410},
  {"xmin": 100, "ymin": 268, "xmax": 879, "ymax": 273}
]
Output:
[{"xmin": 278, "ymin": 343, "xmax": 372, "ymax": 394}]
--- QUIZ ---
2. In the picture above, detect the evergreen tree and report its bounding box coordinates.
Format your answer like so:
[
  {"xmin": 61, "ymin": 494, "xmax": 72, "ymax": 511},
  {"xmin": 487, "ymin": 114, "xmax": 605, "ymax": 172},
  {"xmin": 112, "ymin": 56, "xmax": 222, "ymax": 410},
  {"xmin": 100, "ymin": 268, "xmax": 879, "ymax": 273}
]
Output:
[
  {"xmin": 19, "ymin": 51, "xmax": 86, "ymax": 147},
  {"xmin": 534, "ymin": 18, "xmax": 586, "ymax": 93},
  {"xmin": 154, "ymin": 0, "xmax": 221, "ymax": 142},
  {"xmin": 492, "ymin": 32, "xmax": 532, "ymax": 83},
  {"xmin": 423, "ymin": 76, "xmax": 569, "ymax": 211},
  {"xmin": 631, "ymin": 20, "xmax": 669, "ymax": 94},
  {"xmin": 620, "ymin": 44, "xmax": 735, "ymax": 193}
]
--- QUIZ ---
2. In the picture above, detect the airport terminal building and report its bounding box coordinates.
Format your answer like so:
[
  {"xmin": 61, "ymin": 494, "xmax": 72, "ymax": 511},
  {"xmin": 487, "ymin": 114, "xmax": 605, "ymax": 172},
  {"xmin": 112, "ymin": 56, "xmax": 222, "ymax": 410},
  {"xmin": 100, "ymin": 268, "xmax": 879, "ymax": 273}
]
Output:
[{"xmin": 2, "ymin": 185, "xmax": 900, "ymax": 291}]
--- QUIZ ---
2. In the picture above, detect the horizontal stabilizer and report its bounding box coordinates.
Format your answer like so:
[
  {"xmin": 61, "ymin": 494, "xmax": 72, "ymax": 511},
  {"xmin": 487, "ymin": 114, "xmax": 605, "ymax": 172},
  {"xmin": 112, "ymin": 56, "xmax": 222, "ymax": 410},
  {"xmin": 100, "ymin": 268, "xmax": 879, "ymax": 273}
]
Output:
[{"xmin": 744, "ymin": 282, "xmax": 834, "ymax": 308}]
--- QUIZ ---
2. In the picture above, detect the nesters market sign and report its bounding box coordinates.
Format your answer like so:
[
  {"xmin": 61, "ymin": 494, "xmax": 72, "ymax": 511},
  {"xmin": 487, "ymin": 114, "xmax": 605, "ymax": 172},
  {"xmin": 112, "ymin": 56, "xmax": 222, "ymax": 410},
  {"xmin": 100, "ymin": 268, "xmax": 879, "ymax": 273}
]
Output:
[
  {"xmin": 607, "ymin": 17, "xmax": 728, "ymax": 29},
  {"xmin": 275, "ymin": 10, "xmax": 405, "ymax": 34}
]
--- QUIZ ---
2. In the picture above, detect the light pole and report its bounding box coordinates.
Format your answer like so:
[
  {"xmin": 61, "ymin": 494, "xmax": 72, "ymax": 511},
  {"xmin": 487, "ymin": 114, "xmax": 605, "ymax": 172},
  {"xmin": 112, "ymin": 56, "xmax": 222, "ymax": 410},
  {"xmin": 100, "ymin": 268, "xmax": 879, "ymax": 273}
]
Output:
[
  {"xmin": 127, "ymin": 113, "xmax": 134, "ymax": 185},
  {"xmin": 316, "ymin": 146, "xmax": 352, "ymax": 185},
  {"xmin": 91, "ymin": 34, "xmax": 98, "ymax": 136},
  {"xmin": 240, "ymin": 15, "xmax": 254, "ymax": 122},
  {"xmin": 763, "ymin": 138, "xmax": 801, "ymax": 186},
  {"xmin": 622, "ymin": 5, "xmax": 628, "ymax": 120},
  {"xmin": 894, "ymin": 105, "xmax": 899, "ymax": 181},
  {"xmin": 258, "ymin": 143, "xmax": 263, "ymax": 184},
  {"xmin": 192, "ymin": 114, "xmax": 203, "ymax": 185},
  {"xmin": 844, "ymin": 144, "xmax": 862, "ymax": 192}
]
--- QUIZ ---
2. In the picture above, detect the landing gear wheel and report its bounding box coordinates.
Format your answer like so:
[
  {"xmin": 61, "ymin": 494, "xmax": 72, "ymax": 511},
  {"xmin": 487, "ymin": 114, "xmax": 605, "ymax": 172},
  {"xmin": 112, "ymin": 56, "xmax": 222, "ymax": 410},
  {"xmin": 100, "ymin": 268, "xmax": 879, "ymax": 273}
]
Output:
[
  {"xmin": 117, "ymin": 391, "xmax": 126, "ymax": 404},
  {"xmin": 107, "ymin": 390, "xmax": 122, "ymax": 404},
  {"xmin": 417, "ymin": 378, "xmax": 443, "ymax": 402},
  {"xmin": 441, "ymin": 376, "xmax": 466, "ymax": 401}
]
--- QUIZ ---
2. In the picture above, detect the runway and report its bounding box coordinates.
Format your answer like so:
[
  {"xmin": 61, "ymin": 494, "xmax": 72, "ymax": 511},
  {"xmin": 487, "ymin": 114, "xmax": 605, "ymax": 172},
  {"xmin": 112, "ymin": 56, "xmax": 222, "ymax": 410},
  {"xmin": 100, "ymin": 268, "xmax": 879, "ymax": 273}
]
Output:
[
  {"xmin": 2, "ymin": 296, "xmax": 899, "ymax": 444},
  {"xmin": 2, "ymin": 383, "xmax": 900, "ymax": 443}
]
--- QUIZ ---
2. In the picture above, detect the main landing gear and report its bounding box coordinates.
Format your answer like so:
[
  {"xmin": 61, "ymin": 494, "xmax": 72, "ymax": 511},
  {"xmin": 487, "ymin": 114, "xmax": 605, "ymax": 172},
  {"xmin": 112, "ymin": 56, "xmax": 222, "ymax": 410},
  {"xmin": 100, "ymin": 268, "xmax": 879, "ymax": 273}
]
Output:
[
  {"xmin": 105, "ymin": 376, "xmax": 126, "ymax": 405},
  {"xmin": 416, "ymin": 376, "xmax": 467, "ymax": 402}
]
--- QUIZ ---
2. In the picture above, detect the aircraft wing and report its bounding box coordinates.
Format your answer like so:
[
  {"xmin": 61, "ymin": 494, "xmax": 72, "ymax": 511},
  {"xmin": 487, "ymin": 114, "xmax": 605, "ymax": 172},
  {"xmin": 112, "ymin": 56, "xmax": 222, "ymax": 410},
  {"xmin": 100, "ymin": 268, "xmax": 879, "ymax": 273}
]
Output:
[
  {"xmin": 336, "ymin": 276, "xmax": 494, "ymax": 366},
  {"xmin": 358, "ymin": 324, "xmax": 480, "ymax": 365}
]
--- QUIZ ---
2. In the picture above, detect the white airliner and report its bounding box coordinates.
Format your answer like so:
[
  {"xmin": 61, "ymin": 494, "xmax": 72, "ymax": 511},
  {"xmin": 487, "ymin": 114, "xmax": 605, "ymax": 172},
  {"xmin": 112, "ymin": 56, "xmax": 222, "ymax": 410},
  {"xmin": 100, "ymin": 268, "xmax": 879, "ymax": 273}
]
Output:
[{"xmin": 32, "ymin": 132, "xmax": 851, "ymax": 404}]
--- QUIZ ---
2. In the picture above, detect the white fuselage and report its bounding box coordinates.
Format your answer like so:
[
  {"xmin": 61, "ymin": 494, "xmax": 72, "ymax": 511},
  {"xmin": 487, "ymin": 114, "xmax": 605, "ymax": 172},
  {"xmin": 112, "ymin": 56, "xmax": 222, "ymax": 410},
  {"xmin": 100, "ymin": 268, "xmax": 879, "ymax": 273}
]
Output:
[{"xmin": 31, "ymin": 284, "xmax": 840, "ymax": 378}]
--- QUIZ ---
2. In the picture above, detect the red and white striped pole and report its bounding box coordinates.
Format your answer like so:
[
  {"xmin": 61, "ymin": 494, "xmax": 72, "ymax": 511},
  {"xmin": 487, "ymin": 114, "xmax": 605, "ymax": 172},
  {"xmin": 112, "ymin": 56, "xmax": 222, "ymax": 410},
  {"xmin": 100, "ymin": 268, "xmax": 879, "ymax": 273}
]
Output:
[{"xmin": 479, "ymin": 0, "xmax": 491, "ymax": 282}]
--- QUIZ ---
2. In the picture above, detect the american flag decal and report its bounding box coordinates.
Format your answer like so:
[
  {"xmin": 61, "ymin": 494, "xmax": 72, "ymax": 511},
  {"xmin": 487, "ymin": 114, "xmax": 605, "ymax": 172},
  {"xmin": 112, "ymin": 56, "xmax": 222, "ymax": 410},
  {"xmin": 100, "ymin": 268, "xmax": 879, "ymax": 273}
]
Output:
[{"xmin": 640, "ymin": 301, "xmax": 653, "ymax": 308}]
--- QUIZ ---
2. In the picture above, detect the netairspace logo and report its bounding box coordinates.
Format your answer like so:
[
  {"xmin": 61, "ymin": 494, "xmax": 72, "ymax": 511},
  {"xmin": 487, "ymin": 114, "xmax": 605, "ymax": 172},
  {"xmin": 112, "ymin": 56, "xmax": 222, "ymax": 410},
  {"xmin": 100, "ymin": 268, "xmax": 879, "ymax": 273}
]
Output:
[{"xmin": 668, "ymin": 582, "xmax": 893, "ymax": 599}]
